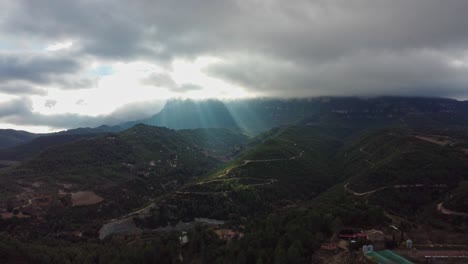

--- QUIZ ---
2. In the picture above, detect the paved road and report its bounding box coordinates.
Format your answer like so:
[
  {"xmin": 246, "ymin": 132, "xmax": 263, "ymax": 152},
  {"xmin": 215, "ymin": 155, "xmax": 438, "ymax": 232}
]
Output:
[
  {"xmin": 344, "ymin": 182, "xmax": 388, "ymax": 196},
  {"xmin": 198, "ymin": 150, "xmax": 304, "ymax": 185},
  {"xmin": 345, "ymin": 183, "xmax": 467, "ymax": 218},
  {"xmin": 437, "ymin": 203, "xmax": 468, "ymax": 217},
  {"xmin": 344, "ymin": 182, "xmax": 448, "ymax": 197}
]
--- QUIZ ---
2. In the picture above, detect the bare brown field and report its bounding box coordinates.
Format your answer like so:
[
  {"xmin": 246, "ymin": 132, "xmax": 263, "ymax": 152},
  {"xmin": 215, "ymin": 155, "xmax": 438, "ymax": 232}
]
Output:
[{"xmin": 71, "ymin": 191, "xmax": 104, "ymax": 207}]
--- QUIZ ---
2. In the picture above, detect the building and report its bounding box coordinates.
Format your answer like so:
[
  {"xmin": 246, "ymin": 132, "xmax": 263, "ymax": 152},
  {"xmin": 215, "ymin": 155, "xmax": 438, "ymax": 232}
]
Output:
[
  {"xmin": 179, "ymin": 231, "xmax": 189, "ymax": 245},
  {"xmin": 338, "ymin": 228, "xmax": 368, "ymax": 240},
  {"xmin": 215, "ymin": 229, "xmax": 242, "ymax": 241},
  {"xmin": 320, "ymin": 243, "xmax": 338, "ymax": 251},
  {"xmin": 366, "ymin": 250, "xmax": 414, "ymax": 264}
]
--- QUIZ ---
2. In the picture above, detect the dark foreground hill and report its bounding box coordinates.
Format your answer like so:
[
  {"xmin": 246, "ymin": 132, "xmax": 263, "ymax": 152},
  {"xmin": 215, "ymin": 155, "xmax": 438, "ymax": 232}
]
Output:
[
  {"xmin": 126, "ymin": 118, "xmax": 468, "ymax": 263},
  {"xmin": 0, "ymin": 125, "xmax": 249, "ymax": 235},
  {"xmin": 137, "ymin": 119, "xmax": 468, "ymax": 225},
  {"xmin": 0, "ymin": 134, "xmax": 101, "ymax": 161},
  {"xmin": 0, "ymin": 125, "xmax": 126, "ymax": 152},
  {"xmin": 340, "ymin": 129, "xmax": 468, "ymax": 216}
]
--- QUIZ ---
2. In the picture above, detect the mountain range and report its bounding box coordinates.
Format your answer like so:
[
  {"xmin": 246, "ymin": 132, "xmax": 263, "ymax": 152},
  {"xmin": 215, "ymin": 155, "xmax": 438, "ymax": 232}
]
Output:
[{"xmin": 0, "ymin": 96, "xmax": 467, "ymax": 264}]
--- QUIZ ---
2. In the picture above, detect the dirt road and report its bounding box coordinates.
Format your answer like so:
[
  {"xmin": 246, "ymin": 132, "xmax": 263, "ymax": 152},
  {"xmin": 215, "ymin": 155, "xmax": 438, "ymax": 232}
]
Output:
[{"xmin": 437, "ymin": 203, "xmax": 468, "ymax": 217}]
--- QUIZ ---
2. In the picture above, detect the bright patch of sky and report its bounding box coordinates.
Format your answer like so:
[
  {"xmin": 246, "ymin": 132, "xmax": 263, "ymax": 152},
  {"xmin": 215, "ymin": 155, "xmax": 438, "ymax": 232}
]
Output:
[
  {"xmin": 45, "ymin": 41, "xmax": 73, "ymax": 51},
  {"xmin": 31, "ymin": 58, "xmax": 250, "ymax": 117}
]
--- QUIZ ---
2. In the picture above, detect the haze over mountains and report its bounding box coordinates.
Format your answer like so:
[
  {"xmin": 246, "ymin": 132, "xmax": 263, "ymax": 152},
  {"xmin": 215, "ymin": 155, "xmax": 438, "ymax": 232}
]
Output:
[{"xmin": 3, "ymin": 96, "xmax": 468, "ymax": 147}]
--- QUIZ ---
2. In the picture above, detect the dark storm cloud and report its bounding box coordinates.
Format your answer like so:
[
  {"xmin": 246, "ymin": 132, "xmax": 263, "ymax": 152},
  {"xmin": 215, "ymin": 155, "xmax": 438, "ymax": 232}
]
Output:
[
  {"xmin": 0, "ymin": 0, "xmax": 153, "ymax": 60},
  {"xmin": 2, "ymin": 0, "xmax": 468, "ymax": 98},
  {"xmin": 0, "ymin": 52, "xmax": 95, "ymax": 91},
  {"xmin": 0, "ymin": 98, "xmax": 31, "ymax": 117},
  {"xmin": 0, "ymin": 83, "xmax": 47, "ymax": 96},
  {"xmin": 0, "ymin": 53, "xmax": 79, "ymax": 83},
  {"xmin": 207, "ymin": 50, "xmax": 468, "ymax": 98}
]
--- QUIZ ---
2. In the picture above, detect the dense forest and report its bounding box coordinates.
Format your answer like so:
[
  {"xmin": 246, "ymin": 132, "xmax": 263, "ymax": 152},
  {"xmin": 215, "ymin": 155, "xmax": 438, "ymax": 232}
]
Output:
[{"xmin": 1, "ymin": 98, "xmax": 468, "ymax": 263}]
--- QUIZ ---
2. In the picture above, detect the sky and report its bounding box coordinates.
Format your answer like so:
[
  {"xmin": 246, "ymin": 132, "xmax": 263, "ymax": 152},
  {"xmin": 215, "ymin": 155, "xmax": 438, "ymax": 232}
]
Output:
[{"xmin": 1, "ymin": 0, "xmax": 468, "ymax": 132}]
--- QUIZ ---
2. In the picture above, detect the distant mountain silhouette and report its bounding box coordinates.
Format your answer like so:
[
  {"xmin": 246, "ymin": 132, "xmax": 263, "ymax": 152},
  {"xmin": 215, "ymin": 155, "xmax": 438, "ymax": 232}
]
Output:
[
  {"xmin": 135, "ymin": 97, "xmax": 468, "ymax": 134},
  {"xmin": 0, "ymin": 129, "xmax": 39, "ymax": 149},
  {"xmin": 138, "ymin": 99, "xmax": 239, "ymax": 130}
]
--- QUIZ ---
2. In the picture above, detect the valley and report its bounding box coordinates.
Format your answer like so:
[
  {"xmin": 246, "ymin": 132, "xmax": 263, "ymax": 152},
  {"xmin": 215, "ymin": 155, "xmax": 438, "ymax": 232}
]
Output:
[{"xmin": 0, "ymin": 97, "xmax": 467, "ymax": 263}]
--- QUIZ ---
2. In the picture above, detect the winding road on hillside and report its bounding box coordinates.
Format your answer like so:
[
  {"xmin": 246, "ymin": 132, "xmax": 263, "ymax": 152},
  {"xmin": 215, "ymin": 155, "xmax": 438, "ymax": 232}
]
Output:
[
  {"xmin": 352, "ymin": 143, "xmax": 466, "ymax": 217},
  {"xmin": 345, "ymin": 182, "xmax": 449, "ymax": 197},
  {"xmin": 111, "ymin": 150, "xmax": 304, "ymax": 222},
  {"xmin": 437, "ymin": 203, "xmax": 468, "ymax": 217},
  {"xmin": 345, "ymin": 183, "xmax": 466, "ymax": 217},
  {"xmin": 344, "ymin": 182, "xmax": 388, "ymax": 196},
  {"xmin": 197, "ymin": 150, "xmax": 304, "ymax": 185}
]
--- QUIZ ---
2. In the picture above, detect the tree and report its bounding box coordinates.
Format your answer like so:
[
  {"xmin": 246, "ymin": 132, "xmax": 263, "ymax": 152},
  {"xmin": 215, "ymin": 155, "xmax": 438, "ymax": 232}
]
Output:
[
  {"xmin": 287, "ymin": 241, "xmax": 304, "ymax": 263},
  {"xmin": 6, "ymin": 199, "xmax": 13, "ymax": 213},
  {"xmin": 274, "ymin": 245, "xmax": 287, "ymax": 264}
]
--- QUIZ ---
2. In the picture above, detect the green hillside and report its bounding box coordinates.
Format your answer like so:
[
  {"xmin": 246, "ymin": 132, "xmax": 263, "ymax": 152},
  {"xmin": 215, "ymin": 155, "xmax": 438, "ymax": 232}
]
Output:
[
  {"xmin": 336, "ymin": 128, "xmax": 468, "ymax": 217},
  {"xmin": 178, "ymin": 128, "xmax": 248, "ymax": 159},
  {"xmin": 137, "ymin": 125, "xmax": 348, "ymax": 225},
  {"xmin": 0, "ymin": 134, "xmax": 102, "ymax": 161},
  {"xmin": 0, "ymin": 125, "xmax": 250, "ymax": 229},
  {"xmin": 1, "ymin": 109, "xmax": 468, "ymax": 263}
]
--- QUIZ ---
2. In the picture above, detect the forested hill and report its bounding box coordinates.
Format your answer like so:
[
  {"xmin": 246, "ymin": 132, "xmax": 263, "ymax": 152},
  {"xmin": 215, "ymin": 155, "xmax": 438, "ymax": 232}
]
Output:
[
  {"xmin": 1, "ymin": 124, "xmax": 248, "ymax": 188},
  {"xmin": 0, "ymin": 129, "xmax": 38, "ymax": 149},
  {"xmin": 0, "ymin": 134, "xmax": 101, "ymax": 161},
  {"xmin": 0, "ymin": 125, "xmax": 249, "ymax": 227},
  {"xmin": 2, "ymin": 96, "xmax": 467, "ymax": 151},
  {"xmin": 1, "ymin": 99, "xmax": 468, "ymax": 263},
  {"xmin": 339, "ymin": 128, "xmax": 468, "ymax": 216}
]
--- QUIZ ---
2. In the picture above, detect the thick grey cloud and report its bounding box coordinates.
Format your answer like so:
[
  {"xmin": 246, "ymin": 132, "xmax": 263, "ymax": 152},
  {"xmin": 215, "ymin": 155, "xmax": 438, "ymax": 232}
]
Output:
[
  {"xmin": 0, "ymin": 52, "xmax": 96, "ymax": 91},
  {"xmin": 207, "ymin": 50, "xmax": 468, "ymax": 98},
  {"xmin": 142, "ymin": 73, "xmax": 203, "ymax": 93},
  {"xmin": 142, "ymin": 73, "xmax": 177, "ymax": 88},
  {"xmin": 0, "ymin": 53, "xmax": 80, "ymax": 83},
  {"xmin": 2, "ymin": 0, "xmax": 468, "ymax": 99},
  {"xmin": 0, "ymin": 98, "xmax": 31, "ymax": 117},
  {"xmin": 1, "ymin": 0, "xmax": 468, "ymax": 131},
  {"xmin": 0, "ymin": 0, "xmax": 153, "ymax": 60},
  {"xmin": 44, "ymin": 99, "xmax": 57, "ymax": 108},
  {"xmin": 0, "ymin": 83, "xmax": 47, "ymax": 96}
]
